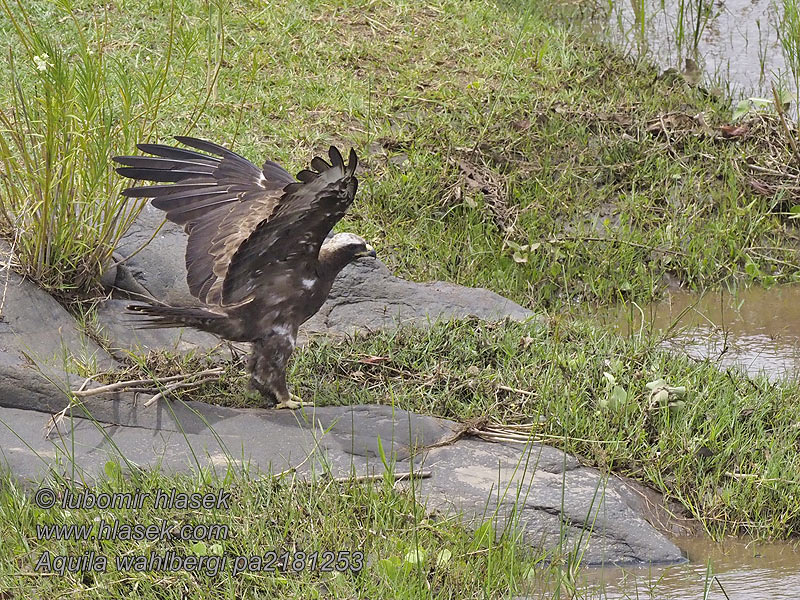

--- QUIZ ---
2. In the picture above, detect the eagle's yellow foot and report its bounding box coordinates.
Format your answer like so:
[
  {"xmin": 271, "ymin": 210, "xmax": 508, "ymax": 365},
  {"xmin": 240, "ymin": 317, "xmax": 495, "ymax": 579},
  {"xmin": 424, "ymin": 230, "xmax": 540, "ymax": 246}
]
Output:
[{"xmin": 274, "ymin": 393, "xmax": 310, "ymax": 410}]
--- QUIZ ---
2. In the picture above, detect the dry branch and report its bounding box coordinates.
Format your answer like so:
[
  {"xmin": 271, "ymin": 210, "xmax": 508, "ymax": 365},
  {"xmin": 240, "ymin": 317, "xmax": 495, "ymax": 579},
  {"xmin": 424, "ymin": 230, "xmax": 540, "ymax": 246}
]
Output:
[{"xmin": 71, "ymin": 368, "xmax": 224, "ymax": 398}]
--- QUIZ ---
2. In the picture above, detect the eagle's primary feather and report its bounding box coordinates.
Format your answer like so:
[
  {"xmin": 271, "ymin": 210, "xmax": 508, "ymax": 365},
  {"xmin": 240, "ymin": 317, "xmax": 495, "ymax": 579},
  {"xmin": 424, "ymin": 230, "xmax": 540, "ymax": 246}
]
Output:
[{"xmin": 114, "ymin": 137, "xmax": 375, "ymax": 409}]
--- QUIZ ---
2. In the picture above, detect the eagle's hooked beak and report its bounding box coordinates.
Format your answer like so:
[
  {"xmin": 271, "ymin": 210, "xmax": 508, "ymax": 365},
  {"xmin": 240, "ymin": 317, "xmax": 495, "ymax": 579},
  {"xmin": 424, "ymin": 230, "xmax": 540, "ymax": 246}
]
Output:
[{"xmin": 358, "ymin": 244, "xmax": 377, "ymax": 259}]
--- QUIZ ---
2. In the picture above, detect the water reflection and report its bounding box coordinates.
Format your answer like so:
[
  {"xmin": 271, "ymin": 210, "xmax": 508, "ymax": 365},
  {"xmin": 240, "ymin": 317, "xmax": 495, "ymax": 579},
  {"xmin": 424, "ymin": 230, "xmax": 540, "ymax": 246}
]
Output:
[
  {"xmin": 579, "ymin": 0, "xmax": 794, "ymax": 103},
  {"xmin": 606, "ymin": 286, "xmax": 800, "ymax": 381}
]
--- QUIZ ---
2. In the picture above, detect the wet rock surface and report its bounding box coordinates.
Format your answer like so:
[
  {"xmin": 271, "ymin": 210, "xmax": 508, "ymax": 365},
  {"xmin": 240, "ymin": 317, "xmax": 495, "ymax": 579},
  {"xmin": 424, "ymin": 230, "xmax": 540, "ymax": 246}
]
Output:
[{"xmin": 0, "ymin": 209, "xmax": 685, "ymax": 566}]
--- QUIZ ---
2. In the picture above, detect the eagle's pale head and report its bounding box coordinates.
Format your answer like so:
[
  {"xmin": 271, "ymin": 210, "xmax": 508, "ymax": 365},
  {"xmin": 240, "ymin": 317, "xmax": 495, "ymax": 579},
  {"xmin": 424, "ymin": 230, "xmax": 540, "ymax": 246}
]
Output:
[
  {"xmin": 326, "ymin": 232, "xmax": 376, "ymax": 259},
  {"xmin": 318, "ymin": 232, "xmax": 376, "ymax": 277}
]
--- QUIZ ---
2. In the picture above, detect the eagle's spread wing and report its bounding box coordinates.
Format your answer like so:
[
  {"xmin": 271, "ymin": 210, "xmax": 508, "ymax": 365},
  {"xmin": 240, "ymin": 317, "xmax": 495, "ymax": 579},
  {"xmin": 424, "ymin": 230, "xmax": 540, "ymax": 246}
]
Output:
[
  {"xmin": 116, "ymin": 137, "xmax": 291, "ymax": 304},
  {"xmin": 221, "ymin": 146, "xmax": 358, "ymax": 305},
  {"xmin": 114, "ymin": 138, "xmax": 358, "ymax": 307}
]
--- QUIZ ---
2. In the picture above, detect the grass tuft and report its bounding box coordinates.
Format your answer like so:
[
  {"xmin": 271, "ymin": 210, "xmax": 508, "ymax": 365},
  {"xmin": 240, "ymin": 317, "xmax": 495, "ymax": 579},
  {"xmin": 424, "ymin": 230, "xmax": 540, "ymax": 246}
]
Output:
[
  {"xmin": 0, "ymin": 0, "xmax": 217, "ymax": 296},
  {"xmin": 289, "ymin": 316, "xmax": 800, "ymax": 540}
]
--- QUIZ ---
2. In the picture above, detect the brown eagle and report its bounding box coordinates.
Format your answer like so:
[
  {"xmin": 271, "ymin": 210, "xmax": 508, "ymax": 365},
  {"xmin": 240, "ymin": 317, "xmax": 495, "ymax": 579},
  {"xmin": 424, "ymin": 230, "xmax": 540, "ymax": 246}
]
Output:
[{"xmin": 114, "ymin": 137, "xmax": 375, "ymax": 409}]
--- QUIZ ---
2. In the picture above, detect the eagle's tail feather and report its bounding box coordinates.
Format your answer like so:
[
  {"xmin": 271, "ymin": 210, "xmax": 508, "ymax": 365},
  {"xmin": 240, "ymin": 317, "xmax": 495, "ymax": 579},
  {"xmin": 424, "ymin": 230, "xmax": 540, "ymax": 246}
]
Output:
[{"xmin": 127, "ymin": 304, "xmax": 225, "ymax": 331}]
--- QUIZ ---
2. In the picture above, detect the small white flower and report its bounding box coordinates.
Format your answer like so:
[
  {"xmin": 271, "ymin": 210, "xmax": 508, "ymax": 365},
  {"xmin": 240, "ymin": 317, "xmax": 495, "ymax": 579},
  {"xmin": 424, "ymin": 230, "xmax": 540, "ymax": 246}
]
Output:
[{"xmin": 33, "ymin": 54, "xmax": 52, "ymax": 71}]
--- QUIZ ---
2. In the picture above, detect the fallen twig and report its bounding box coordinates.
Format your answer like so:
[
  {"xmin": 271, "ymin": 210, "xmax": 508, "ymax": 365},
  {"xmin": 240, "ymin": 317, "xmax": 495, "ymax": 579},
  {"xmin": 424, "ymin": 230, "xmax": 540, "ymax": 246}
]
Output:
[
  {"xmin": 724, "ymin": 471, "xmax": 800, "ymax": 485},
  {"xmin": 547, "ymin": 235, "xmax": 689, "ymax": 258},
  {"xmin": 474, "ymin": 430, "xmax": 536, "ymax": 444},
  {"xmin": 142, "ymin": 373, "xmax": 222, "ymax": 407},
  {"xmin": 497, "ymin": 385, "xmax": 534, "ymax": 396},
  {"xmin": 71, "ymin": 368, "xmax": 224, "ymax": 398},
  {"xmin": 743, "ymin": 162, "xmax": 798, "ymax": 177},
  {"xmin": 772, "ymin": 83, "xmax": 800, "ymax": 169},
  {"xmin": 43, "ymin": 377, "xmax": 91, "ymax": 439},
  {"xmin": 331, "ymin": 470, "xmax": 432, "ymax": 484}
]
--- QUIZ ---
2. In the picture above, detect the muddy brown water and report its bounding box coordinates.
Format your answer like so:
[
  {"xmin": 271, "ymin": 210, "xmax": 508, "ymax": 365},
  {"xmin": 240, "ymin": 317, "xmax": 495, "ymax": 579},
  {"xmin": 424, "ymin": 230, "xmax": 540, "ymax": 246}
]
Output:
[
  {"xmin": 603, "ymin": 285, "xmax": 800, "ymax": 381},
  {"xmin": 555, "ymin": 2, "xmax": 800, "ymax": 596},
  {"xmin": 579, "ymin": 537, "xmax": 800, "ymax": 599}
]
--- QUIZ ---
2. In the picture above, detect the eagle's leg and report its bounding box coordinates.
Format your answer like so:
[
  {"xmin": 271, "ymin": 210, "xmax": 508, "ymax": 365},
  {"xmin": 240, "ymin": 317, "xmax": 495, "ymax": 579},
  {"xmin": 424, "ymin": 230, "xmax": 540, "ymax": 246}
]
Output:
[{"xmin": 249, "ymin": 333, "xmax": 309, "ymax": 410}]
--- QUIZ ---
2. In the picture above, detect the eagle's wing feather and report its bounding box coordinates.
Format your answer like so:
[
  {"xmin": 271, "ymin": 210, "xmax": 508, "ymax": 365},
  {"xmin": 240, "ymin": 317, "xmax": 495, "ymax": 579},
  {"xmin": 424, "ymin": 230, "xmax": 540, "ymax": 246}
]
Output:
[
  {"xmin": 220, "ymin": 146, "xmax": 358, "ymax": 305},
  {"xmin": 115, "ymin": 139, "xmax": 358, "ymax": 308},
  {"xmin": 189, "ymin": 195, "xmax": 281, "ymax": 305},
  {"xmin": 113, "ymin": 137, "xmax": 295, "ymax": 303}
]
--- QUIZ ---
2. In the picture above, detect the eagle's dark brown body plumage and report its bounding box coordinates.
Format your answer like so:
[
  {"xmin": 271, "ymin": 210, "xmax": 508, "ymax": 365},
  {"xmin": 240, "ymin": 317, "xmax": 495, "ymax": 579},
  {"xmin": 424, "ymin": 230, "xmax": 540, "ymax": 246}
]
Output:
[{"xmin": 114, "ymin": 137, "xmax": 375, "ymax": 408}]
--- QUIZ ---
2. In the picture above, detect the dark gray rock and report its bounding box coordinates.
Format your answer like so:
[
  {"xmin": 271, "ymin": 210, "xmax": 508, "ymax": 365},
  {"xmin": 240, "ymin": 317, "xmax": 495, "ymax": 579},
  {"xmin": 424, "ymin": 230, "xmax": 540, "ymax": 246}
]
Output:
[
  {"xmin": 0, "ymin": 397, "xmax": 684, "ymax": 566},
  {"xmin": 0, "ymin": 262, "xmax": 116, "ymax": 377},
  {"xmin": 419, "ymin": 439, "xmax": 685, "ymax": 566},
  {"xmin": 0, "ymin": 363, "xmax": 76, "ymax": 415},
  {"xmin": 302, "ymin": 259, "xmax": 536, "ymax": 339},
  {"xmin": 114, "ymin": 203, "xmax": 195, "ymax": 305}
]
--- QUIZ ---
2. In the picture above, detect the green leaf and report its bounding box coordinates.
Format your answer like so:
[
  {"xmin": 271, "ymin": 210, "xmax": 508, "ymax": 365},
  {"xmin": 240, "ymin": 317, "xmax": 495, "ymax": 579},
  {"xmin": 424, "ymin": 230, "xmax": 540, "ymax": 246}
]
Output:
[
  {"xmin": 749, "ymin": 97, "xmax": 772, "ymax": 108},
  {"xmin": 376, "ymin": 435, "xmax": 390, "ymax": 471},
  {"xmin": 436, "ymin": 549, "xmax": 453, "ymax": 567},
  {"xmin": 104, "ymin": 461, "xmax": 121, "ymax": 482},
  {"xmin": 668, "ymin": 399, "xmax": 686, "ymax": 416},
  {"xmin": 609, "ymin": 385, "xmax": 628, "ymax": 409},
  {"xmin": 732, "ymin": 100, "xmax": 750, "ymax": 121},
  {"xmin": 209, "ymin": 543, "xmax": 224, "ymax": 556},
  {"xmin": 404, "ymin": 548, "xmax": 426, "ymax": 565},
  {"xmin": 378, "ymin": 556, "xmax": 404, "ymax": 580},
  {"xmin": 190, "ymin": 541, "xmax": 208, "ymax": 556},
  {"xmin": 652, "ymin": 389, "xmax": 670, "ymax": 406},
  {"xmin": 471, "ymin": 520, "xmax": 494, "ymax": 550}
]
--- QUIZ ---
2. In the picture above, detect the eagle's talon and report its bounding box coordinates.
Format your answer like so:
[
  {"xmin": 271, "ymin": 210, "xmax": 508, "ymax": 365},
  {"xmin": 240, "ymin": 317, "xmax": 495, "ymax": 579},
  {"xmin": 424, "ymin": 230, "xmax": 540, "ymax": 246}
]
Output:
[{"xmin": 274, "ymin": 394, "xmax": 309, "ymax": 410}]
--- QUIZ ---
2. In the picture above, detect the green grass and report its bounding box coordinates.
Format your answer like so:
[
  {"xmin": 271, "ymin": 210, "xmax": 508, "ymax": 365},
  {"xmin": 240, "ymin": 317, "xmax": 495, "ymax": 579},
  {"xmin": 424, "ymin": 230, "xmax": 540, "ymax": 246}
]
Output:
[
  {"xmin": 0, "ymin": 0, "xmax": 178, "ymax": 295},
  {"xmin": 94, "ymin": 313, "xmax": 800, "ymax": 541},
  {"xmin": 286, "ymin": 317, "xmax": 800, "ymax": 540},
  {"xmin": 780, "ymin": 0, "xmax": 800, "ymax": 116},
  {"xmin": 1, "ymin": 0, "xmax": 799, "ymax": 305},
  {"xmin": 0, "ymin": 465, "xmax": 555, "ymax": 598}
]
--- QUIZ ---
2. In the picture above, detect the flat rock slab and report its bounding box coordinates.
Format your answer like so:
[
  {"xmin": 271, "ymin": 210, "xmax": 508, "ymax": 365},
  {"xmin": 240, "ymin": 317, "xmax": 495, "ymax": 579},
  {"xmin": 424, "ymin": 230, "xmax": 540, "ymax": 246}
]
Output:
[
  {"xmin": 420, "ymin": 440, "xmax": 684, "ymax": 565},
  {"xmin": 0, "ymin": 399, "xmax": 684, "ymax": 567},
  {"xmin": 301, "ymin": 259, "xmax": 535, "ymax": 338}
]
